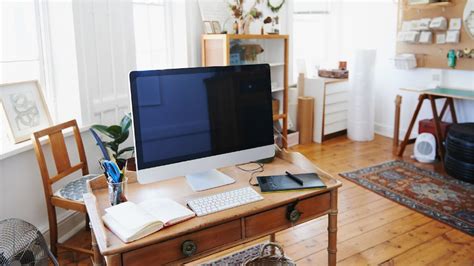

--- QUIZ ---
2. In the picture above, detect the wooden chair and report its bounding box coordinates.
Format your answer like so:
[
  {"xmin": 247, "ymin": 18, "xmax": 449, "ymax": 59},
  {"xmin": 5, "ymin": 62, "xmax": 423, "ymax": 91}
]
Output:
[{"xmin": 31, "ymin": 119, "xmax": 99, "ymax": 262}]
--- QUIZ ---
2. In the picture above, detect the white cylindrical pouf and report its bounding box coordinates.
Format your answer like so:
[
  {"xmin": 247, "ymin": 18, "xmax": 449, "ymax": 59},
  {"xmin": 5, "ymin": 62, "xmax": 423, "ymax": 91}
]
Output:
[{"xmin": 347, "ymin": 49, "xmax": 376, "ymax": 141}]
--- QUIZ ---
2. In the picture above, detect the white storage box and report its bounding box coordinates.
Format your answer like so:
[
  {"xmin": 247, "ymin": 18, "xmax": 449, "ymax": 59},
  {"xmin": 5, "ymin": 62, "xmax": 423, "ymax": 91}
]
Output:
[
  {"xmin": 274, "ymin": 130, "xmax": 300, "ymax": 147},
  {"xmin": 394, "ymin": 54, "xmax": 417, "ymax": 69}
]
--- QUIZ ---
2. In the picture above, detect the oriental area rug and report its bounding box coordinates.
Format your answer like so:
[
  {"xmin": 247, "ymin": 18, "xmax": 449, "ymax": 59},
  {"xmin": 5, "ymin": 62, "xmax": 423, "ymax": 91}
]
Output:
[{"xmin": 340, "ymin": 160, "xmax": 474, "ymax": 236}]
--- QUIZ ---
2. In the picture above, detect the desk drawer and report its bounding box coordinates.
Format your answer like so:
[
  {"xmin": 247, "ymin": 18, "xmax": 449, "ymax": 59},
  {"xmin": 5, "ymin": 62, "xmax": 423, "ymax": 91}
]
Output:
[
  {"xmin": 123, "ymin": 220, "xmax": 241, "ymax": 265},
  {"xmin": 244, "ymin": 192, "xmax": 331, "ymax": 238}
]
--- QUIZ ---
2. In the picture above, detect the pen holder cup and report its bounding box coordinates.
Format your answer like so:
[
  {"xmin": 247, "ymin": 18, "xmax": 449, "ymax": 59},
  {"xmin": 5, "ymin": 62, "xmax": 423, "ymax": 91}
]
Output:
[{"xmin": 107, "ymin": 177, "xmax": 128, "ymax": 206}]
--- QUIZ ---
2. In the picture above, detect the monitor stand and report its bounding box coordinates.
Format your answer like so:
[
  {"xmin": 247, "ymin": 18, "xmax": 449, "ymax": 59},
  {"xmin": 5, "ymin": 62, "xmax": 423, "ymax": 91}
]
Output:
[{"xmin": 186, "ymin": 169, "xmax": 236, "ymax": 192}]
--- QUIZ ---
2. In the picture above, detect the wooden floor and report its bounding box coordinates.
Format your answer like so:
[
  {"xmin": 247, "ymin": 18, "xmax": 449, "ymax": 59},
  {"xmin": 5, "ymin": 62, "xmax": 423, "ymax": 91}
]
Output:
[{"xmin": 57, "ymin": 135, "xmax": 474, "ymax": 265}]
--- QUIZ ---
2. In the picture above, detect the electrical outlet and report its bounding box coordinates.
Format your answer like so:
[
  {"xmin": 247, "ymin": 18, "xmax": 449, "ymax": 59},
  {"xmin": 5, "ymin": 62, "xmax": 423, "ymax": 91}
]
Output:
[{"xmin": 428, "ymin": 69, "xmax": 443, "ymax": 88}]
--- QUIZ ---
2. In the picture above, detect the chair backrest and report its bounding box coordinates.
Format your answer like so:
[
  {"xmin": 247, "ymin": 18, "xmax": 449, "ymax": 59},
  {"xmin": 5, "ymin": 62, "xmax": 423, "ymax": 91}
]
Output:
[{"xmin": 31, "ymin": 120, "xmax": 89, "ymax": 197}]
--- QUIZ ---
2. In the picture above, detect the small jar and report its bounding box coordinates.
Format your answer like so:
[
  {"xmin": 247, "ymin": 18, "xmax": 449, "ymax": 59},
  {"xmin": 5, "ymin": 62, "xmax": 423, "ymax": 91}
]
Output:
[{"xmin": 108, "ymin": 177, "xmax": 128, "ymax": 206}]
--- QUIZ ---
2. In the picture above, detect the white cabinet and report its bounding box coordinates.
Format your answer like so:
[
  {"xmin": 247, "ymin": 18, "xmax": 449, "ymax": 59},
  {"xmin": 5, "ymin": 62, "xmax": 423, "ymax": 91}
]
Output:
[{"xmin": 304, "ymin": 77, "xmax": 349, "ymax": 143}]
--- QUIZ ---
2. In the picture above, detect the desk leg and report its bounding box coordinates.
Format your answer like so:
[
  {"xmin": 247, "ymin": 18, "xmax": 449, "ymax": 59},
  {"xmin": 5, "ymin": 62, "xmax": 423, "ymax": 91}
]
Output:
[
  {"xmin": 398, "ymin": 94, "xmax": 426, "ymax": 157},
  {"xmin": 328, "ymin": 190, "xmax": 338, "ymax": 266},
  {"xmin": 448, "ymin": 97, "xmax": 458, "ymax": 123},
  {"xmin": 91, "ymin": 228, "xmax": 104, "ymax": 266},
  {"xmin": 428, "ymin": 95, "xmax": 445, "ymax": 159}
]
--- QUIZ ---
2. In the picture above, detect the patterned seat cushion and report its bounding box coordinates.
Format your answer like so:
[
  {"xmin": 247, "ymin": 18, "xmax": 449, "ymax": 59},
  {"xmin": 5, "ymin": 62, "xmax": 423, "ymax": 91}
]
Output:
[{"xmin": 55, "ymin": 174, "xmax": 99, "ymax": 201}]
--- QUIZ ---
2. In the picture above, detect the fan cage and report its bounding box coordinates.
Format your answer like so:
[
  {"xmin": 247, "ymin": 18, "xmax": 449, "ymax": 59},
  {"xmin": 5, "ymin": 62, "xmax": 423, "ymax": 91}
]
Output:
[{"xmin": 0, "ymin": 218, "xmax": 58, "ymax": 266}]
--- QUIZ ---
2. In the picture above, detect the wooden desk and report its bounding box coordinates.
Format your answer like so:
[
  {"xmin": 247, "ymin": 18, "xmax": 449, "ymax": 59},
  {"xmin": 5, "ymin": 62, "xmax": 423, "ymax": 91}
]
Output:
[
  {"xmin": 398, "ymin": 88, "xmax": 474, "ymax": 159},
  {"xmin": 84, "ymin": 150, "xmax": 342, "ymax": 265}
]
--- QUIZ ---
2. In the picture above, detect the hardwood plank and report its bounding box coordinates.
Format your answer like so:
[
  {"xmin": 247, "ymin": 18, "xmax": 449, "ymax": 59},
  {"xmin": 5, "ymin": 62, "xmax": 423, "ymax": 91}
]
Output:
[
  {"xmin": 390, "ymin": 229, "xmax": 473, "ymax": 265},
  {"xmin": 337, "ymin": 220, "xmax": 452, "ymax": 265},
  {"xmin": 283, "ymin": 205, "xmax": 415, "ymax": 261},
  {"xmin": 295, "ymin": 212, "xmax": 432, "ymax": 266}
]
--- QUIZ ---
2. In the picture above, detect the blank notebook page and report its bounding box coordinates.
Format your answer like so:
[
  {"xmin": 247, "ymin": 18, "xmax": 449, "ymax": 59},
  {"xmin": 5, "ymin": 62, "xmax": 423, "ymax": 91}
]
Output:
[{"xmin": 138, "ymin": 198, "xmax": 195, "ymax": 225}]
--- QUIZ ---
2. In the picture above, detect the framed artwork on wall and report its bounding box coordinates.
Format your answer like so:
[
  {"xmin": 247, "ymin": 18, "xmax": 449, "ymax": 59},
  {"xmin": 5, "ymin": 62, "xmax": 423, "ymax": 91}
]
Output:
[
  {"xmin": 0, "ymin": 80, "xmax": 53, "ymax": 143},
  {"xmin": 203, "ymin": 21, "xmax": 215, "ymax": 34}
]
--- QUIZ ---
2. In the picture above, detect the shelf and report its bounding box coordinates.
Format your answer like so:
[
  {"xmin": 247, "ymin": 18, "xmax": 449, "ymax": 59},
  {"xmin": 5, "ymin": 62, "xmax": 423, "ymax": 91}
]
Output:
[
  {"xmin": 273, "ymin": 113, "xmax": 287, "ymax": 121},
  {"xmin": 203, "ymin": 34, "xmax": 288, "ymax": 40},
  {"xmin": 405, "ymin": 1, "xmax": 453, "ymax": 10},
  {"xmin": 269, "ymin": 62, "xmax": 285, "ymax": 67},
  {"xmin": 272, "ymin": 87, "xmax": 284, "ymax": 93}
]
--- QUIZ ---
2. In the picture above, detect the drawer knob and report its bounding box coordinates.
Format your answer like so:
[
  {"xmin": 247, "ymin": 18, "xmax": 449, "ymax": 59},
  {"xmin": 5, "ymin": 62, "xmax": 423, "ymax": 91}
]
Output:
[
  {"xmin": 181, "ymin": 240, "xmax": 197, "ymax": 257},
  {"xmin": 286, "ymin": 202, "xmax": 301, "ymax": 223}
]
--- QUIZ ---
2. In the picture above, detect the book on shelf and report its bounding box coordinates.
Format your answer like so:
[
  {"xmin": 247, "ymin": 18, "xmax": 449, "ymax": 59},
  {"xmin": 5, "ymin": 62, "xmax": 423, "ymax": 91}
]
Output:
[{"xmin": 102, "ymin": 198, "xmax": 195, "ymax": 243}]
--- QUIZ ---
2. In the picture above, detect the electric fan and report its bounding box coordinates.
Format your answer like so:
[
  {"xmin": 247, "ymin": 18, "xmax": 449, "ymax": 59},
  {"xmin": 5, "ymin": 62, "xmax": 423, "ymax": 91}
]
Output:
[
  {"xmin": 0, "ymin": 218, "xmax": 58, "ymax": 266},
  {"xmin": 413, "ymin": 133, "xmax": 436, "ymax": 163}
]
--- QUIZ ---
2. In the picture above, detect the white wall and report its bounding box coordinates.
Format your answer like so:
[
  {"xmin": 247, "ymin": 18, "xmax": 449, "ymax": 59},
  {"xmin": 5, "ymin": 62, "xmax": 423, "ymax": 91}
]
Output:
[
  {"xmin": 338, "ymin": 1, "xmax": 474, "ymax": 139},
  {"xmin": 0, "ymin": 131, "xmax": 103, "ymax": 238}
]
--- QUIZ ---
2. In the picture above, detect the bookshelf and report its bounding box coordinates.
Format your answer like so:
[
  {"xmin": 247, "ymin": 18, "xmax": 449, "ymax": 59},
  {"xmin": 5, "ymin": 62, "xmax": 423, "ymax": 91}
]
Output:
[{"xmin": 201, "ymin": 34, "xmax": 290, "ymax": 148}]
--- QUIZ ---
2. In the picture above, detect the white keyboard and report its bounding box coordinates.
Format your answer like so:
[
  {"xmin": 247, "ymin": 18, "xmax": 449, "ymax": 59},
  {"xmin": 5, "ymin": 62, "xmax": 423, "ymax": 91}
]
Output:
[{"xmin": 187, "ymin": 187, "xmax": 264, "ymax": 216}]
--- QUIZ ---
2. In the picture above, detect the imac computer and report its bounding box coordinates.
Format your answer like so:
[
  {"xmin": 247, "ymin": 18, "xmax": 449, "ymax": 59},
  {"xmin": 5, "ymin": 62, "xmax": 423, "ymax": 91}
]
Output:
[{"xmin": 129, "ymin": 64, "xmax": 275, "ymax": 191}]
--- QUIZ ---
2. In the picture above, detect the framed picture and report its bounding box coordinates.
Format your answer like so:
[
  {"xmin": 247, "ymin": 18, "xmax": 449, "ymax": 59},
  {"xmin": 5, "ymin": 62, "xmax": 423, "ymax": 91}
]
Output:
[
  {"xmin": 203, "ymin": 21, "xmax": 215, "ymax": 34},
  {"xmin": 0, "ymin": 80, "xmax": 53, "ymax": 143},
  {"xmin": 212, "ymin": 21, "xmax": 221, "ymax": 34}
]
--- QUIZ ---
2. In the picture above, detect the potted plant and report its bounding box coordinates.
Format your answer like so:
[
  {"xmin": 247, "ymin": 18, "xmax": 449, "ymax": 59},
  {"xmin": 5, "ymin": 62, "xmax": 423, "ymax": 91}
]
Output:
[{"xmin": 90, "ymin": 113, "xmax": 135, "ymax": 170}]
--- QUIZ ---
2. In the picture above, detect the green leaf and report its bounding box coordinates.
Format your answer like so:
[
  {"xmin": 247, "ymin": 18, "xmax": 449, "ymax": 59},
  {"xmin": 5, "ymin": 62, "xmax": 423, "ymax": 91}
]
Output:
[
  {"xmin": 91, "ymin": 125, "xmax": 115, "ymax": 139},
  {"xmin": 120, "ymin": 114, "xmax": 132, "ymax": 133},
  {"xmin": 117, "ymin": 146, "xmax": 134, "ymax": 157},
  {"xmin": 116, "ymin": 130, "xmax": 129, "ymax": 144},
  {"xmin": 105, "ymin": 142, "xmax": 119, "ymax": 153},
  {"xmin": 107, "ymin": 125, "xmax": 122, "ymax": 139}
]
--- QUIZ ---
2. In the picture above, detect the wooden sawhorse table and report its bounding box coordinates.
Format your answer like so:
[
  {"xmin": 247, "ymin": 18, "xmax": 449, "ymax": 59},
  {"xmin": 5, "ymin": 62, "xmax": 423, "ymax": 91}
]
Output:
[{"xmin": 398, "ymin": 88, "xmax": 474, "ymax": 159}]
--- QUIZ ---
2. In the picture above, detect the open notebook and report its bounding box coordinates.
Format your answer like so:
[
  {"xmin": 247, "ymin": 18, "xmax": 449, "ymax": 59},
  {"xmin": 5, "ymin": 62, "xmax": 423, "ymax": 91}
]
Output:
[{"xmin": 102, "ymin": 198, "xmax": 195, "ymax": 243}]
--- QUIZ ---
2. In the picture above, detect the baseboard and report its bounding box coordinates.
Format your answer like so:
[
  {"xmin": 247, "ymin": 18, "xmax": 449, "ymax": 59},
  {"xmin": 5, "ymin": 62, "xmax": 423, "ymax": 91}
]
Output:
[
  {"xmin": 41, "ymin": 211, "xmax": 86, "ymax": 245},
  {"xmin": 375, "ymin": 122, "xmax": 412, "ymax": 140}
]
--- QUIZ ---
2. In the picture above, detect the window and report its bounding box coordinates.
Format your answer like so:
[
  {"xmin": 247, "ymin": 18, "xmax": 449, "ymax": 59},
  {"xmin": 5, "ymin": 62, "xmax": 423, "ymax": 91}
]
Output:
[
  {"xmin": 0, "ymin": 0, "xmax": 50, "ymax": 151},
  {"xmin": 291, "ymin": 0, "xmax": 339, "ymax": 80},
  {"xmin": 133, "ymin": 0, "xmax": 173, "ymax": 70}
]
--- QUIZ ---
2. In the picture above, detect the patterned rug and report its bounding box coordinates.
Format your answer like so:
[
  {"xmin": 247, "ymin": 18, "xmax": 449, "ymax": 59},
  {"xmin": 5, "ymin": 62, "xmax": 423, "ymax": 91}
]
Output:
[{"xmin": 340, "ymin": 160, "xmax": 474, "ymax": 235}]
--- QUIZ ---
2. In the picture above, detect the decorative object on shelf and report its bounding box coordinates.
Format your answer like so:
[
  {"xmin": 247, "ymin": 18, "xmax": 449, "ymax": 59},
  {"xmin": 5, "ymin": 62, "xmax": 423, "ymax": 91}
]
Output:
[
  {"xmin": 430, "ymin": 16, "xmax": 447, "ymax": 30},
  {"xmin": 449, "ymin": 17, "xmax": 462, "ymax": 30},
  {"xmin": 338, "ymin": 61, "xmax": 347, "ymax": 70},
  {"xmin": 456, "ymin": 48, "xmax": 474, "ymax": 58},
  {"xmin": 230, "ymin": 43, "xmax": 264, "ymax": 62},
  {"xmin": 0, "ymin": 80, "xmax": 52, "ymax": 143},
  {"xmin": 91, "ymin": 113, "xmax": 134, "ymax": 170},
  {"xmin": 408, "ymin": 0, "xmax": 441, "ymax": 4},
  {"xmin": 447, "ymin": 49, "xmax": 457, "ymax": 68},
  {"xmin": 463, "ymin": 0, "xmax": 474, "ymax": 39},
  {"xmin": 267, "ymin": 0, "xmax": 285, "ymax": 13},
  {"xmin": 436, "ymin": 32, "xmax": 447, "ymax": 44},
  {"xmin": 212, "ymin": 21, "xmax": 222, "ymax": 34},
  {"xmin": 419, "ymin": 31, "xmax": 433, "ymax": 43},
  {"xmin": 318, "ymin": 69, "xmax": 348, "ymax": 79},
  {"xmin": 446, "ymin": 30, "xmax": 460, "ymax": 43},
  {"xmin": 203, "ymin": 21, "xmax": 214, "ymax": 34}
]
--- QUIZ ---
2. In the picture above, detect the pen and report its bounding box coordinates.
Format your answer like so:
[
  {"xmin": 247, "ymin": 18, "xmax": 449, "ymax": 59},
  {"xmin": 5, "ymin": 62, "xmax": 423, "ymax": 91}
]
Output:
[{"xmin": 285, "ymin": 171, "xmax": 304, "ymax": 186}]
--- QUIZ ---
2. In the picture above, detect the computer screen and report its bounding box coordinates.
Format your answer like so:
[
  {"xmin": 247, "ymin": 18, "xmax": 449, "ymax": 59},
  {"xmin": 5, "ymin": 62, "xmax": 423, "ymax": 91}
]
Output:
[{"xmin": 129, "ymin": 64, "xmax": 274, "ymax": 171}]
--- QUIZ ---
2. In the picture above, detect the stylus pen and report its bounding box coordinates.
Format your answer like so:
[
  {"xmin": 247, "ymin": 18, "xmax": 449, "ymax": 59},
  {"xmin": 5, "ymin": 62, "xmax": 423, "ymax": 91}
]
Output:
[{"xmin": 285, "ymin": 171, "xmax": 304, "ymax": 186}]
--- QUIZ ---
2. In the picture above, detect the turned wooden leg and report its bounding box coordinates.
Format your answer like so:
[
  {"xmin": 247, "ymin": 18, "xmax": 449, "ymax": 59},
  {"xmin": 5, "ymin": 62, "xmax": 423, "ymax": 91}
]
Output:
[
  {"xmin": 91, "ymin": 228, "xmax": 103, "ymax": 266},
  {"xmin": 398, "ymin": 94, "xmax": 426, "ymax": 157},
  {"xmin": 270, "ymin": 233, "xmax": 276, "ymax": 255},
  {"xmin": 328, "ymin": 190, "xmax": 338, "ymax": 266}
]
